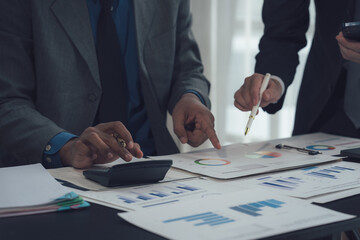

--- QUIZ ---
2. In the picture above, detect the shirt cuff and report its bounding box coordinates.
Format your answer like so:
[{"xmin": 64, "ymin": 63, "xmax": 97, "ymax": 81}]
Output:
[
  {"xmin": 184, "ymin": 89, "xmax": 206, "ymax": 105},
  {"xmin": 271, "ymin": 75, "xmax": 285, "ymax": 97},
  {"xmin": 42, "ymin": 132, "xmax": 78, "ymax": 169}
]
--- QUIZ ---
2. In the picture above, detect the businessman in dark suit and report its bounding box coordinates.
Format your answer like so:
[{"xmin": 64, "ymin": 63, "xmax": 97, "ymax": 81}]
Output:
[
  {"xmin": 0, "ymin": 0, "xmax": 220, "ymax": 169},
  {"xmin": 234, "ymin": 0, "xmax": 360, "ymax": 138}
]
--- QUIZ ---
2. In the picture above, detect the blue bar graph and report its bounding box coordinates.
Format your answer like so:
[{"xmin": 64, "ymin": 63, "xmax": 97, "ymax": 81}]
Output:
[
  {"xmin": 177, "ymin": 185, "xmax": 199, "ymax": 191},
  {"xmin": 305, "ymin": 165, "xmax": 355, "ymax": 179},
  {"xmin": 332, "ymin": 166, "xmax": 355, "ymax": 171},
  {"xmin": 261, "ymin": 177, "xmax": 300, "ymax": 190},
  {"xmin": 117, "ymin": 183, "xmax": 201, "ymax": 204},
  {"xmin": 320, "ymin": 169, "xmax": 340, "ymax": 174},
  {"xmin": 149, "ymin": 192, "xmax": 168, "ymax": 198},
  {"xmin": 163, "ymin": 212, "xmax": 235, "ymax": 227},
  {"xmin": 287, "ymin": 177, "xmax": 302, "ymax": 182},
  {"xmin": 307, "ymin": 172, "xmax": 336, "ymax": 179},
  {"xmin": 137, "ymin": 195, "xmax": 153, "ymax": 201},
  {"xmin": 275, "ymin": 179, "xmax": 298, "ymax": 185},
  {"xmin": 117, "ymin": 197, "xmax": 137, "ymax": 204},
  {"xmin": 230, "ymin": 199, "xmax": 285, "ymax": 217}
]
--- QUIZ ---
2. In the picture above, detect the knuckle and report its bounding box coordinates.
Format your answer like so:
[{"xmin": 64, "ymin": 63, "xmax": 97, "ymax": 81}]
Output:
[
  {"xmin": 104, "ymin": 147, "xmax": 112, "ymax": 153},
  {"xmin": 84, "ymin": 126, "xmax": 96, "ymax": 133},
  {"xmin": 244, "ymin": 77, "xmax": 252, "ymax": 84},
  {"xmin": 88, "ymin": 131, "xmax": 98, "ymax": 138},
  {"xmin": 115, "ymin": 121, "xmax": 125, "ymax": 127}
]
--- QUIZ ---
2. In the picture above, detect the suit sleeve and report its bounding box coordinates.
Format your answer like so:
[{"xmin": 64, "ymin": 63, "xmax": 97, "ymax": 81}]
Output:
[
  {"xmin": 255, "ymin": 0, "xmax": 310, "ymax": 114},
  {"xmin": 167, "ymin": 0, "xmax": 211, "ymax": 114},
  {"xmin": 0, "ymin": 1, "xmax": 64, "ymax": 165}
]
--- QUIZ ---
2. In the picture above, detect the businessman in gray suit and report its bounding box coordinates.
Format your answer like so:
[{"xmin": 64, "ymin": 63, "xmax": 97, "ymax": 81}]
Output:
[{"xmin": 0, "ymin": 0, "xmax": 220, "ymax": 169}]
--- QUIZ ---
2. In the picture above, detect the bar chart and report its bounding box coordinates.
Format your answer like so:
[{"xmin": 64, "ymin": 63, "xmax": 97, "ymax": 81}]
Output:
[
  {"xmin": 260, "ymin": 176, "xmax": 302, "ymax": 190},
  {"xmin": 117, "ymin": 183, "xmax": 200, "ymax": 204},
  {"xmin": 230, "ymin": 199, "xmax": 285, "ymax": 217},
  {"xmin": 305, "ymin": 165, "xmax": 355, "ymax": 179},
  {"xmin": 234, "ymin": 161, "xmax": 360, "ymax": 198},
  {"xmin": 163, "ymin": 211, "xmax": 235, "ymax": 226}
]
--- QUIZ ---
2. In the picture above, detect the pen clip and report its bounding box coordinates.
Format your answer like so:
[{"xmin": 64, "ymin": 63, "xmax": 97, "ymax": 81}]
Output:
[{"xmin": 275, "ymin": 144, "xmax": 322, "ymax": 155}]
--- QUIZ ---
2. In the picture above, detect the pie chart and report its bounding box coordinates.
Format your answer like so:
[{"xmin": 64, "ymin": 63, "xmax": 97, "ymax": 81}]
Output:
[
  {"xmin": 306, "ymin": 145, "xmax": 335, "ymax": 151},
  {"xmin": 194, "ymin": 159, "xmax": 231, "ymax": 166}
]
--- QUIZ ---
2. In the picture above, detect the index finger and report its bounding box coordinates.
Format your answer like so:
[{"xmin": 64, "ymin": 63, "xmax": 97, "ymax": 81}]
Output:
[{"xmin": 195, "ymin": 118, "xmax": 221, "ymax": 149}]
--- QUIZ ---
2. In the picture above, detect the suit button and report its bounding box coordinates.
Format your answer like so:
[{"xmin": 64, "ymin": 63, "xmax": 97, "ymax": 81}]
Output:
[
  {"xmin": 45, "ymin": 145, "xmax": 51, "ymax": 151},
  {"xmin": 89, "ymin": 93, "xmax": 98, "ymax": 102}
]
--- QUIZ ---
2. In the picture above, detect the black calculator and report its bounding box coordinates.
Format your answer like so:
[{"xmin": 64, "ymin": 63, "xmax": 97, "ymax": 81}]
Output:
[{"xmin": 83, "ymin": 160, "xmax": 173, "ymax": 187}]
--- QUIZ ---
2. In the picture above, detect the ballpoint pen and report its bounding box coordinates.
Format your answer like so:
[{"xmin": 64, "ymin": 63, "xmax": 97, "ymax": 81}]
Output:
[{"xmin": 245, "ymin": 73, "xmax": 271, "ymax": 136}]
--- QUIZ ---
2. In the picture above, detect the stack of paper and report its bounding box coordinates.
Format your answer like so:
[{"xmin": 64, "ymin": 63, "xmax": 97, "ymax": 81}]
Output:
[
  {"xmin": 118, "ymin": 188, "xmax": 355, "ymax": 240},
  {"xmin": 0, "ymin": 163, "xmax": 89, "ymax": 218},
  {"xmin": 225, "ymin": 161, "xmax": 360, "ymax": 200}
]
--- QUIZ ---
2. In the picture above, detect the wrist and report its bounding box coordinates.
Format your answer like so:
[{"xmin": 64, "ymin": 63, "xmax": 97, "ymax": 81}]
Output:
[
  {"xmin": 59, "ymin": 138, "xmax": 76, "ymax": 167},
  {"xmin": 270, "ymin": 75, "xmax": 285, "ymax": 97},
  {"xmin": 183, "ymin": 90, "xmax": 205, "ymax": 105}
]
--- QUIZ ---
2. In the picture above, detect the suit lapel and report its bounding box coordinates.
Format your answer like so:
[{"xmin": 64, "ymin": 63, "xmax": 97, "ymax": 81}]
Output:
[
  {"xmin": 133, "ymin": 0, "xmax": 158, "ymax": 61},
  {"xmin": 51, "ymin": 0, "xmax": 101, "ymax": 88},
  {"xmin": 132, "ymin": 0, "xmax": 179, "ymax": 154}
]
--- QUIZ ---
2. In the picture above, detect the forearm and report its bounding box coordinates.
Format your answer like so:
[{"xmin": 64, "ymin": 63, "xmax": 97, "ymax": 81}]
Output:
[
  {"xmin": 255, "ymin": 0, "xmax": 310, "ymax": 113},
  {"xmin": 256, "ymin": 0, "xmax": 310, "ymax": 87},
  {"xmin": 167, "ymin": 0, "xmax": 211, "ymax": 113}
]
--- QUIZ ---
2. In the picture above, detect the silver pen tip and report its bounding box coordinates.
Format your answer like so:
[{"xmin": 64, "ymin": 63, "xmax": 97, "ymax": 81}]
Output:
[{"xmin": 245, "ymin": 127, "xmax": 249, "ymax": 136}]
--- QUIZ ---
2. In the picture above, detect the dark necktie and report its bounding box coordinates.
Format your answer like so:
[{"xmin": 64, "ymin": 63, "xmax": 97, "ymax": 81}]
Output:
[{"xmin": 96, "ymin": 0, "xmax": 128, "ymax": 125}]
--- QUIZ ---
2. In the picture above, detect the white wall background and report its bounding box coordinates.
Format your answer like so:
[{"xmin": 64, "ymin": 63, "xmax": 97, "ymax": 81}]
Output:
[{"xmin": 176, "ymin": 0, "xmax": 315, "ymax": 151}]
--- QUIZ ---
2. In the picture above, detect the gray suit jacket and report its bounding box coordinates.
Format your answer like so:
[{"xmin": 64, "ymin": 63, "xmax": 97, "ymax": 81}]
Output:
[{"xmin": 0, "ymin": 0, "xmax": 211, "ymax": 167}]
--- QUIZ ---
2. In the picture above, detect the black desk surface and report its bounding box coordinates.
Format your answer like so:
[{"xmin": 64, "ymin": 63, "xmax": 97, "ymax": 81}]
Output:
[{"xmin": 1, "ymin": 193, "xmax": 360, "ymax": 240}]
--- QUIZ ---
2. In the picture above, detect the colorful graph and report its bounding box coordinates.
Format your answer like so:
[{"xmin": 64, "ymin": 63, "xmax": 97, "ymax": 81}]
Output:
[
  {"xmin": 163, "ymin": 211, "xmax": 235, "ymax": 226},
  {"xmin": 306, "ymin": 145, "xmax": 335, "ymax": 151},
  {"xmin": 117, "ymin": 184, "xmax": 200, "ymax": 204},
  {"xmin": 230, "ymin": 199, "xmax": 285, "ymax": 217},
  {"xmin": 194, "ymin": 159, "xmax": 231, "ymax": 166},
  {"xmin": 305, "ymin": 165, "xmax": 355, "ymax": 179},
  {"xmin": 245, "ymin": 151, "xmax": 282, "ymax": 159},
  {"xmin": 260, "ymin": 177, "xmax": 302, "ymax": 191}
]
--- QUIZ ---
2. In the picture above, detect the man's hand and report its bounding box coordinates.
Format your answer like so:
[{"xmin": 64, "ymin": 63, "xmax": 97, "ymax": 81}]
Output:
[
  {"xmin": 234, "ymin": 73, "xmax": 282, "ymax": 112},
  {"xmin": 336, "ymin": 32, "xmax": 360, "ymax": 64},
  {"xmin": 172, "ymin": 93, "xmax": 221, "ymax": 149},
  {"xmin": 59, "ymin": 121, "xmax": 143, "ymax": 169}
]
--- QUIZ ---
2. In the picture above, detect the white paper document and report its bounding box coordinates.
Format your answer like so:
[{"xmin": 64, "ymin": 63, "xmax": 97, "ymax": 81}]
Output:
[
  {"xmin": 273, "ymin": 132, "xmax": 360, "ymax": 156},
  {"xmin": 78, "ymin": 178, "xmax": 239, "ymax": 211},
  {"xmin": 0, "ymin": 164, "xmax": 70, "ymax": 208},
  {"xmin": 152, "ymin": 141, "xmax": 340, "ymax": 179},
  {"xmin": 227, "ymin": 161, "xmax": 360, "ymax": 199},
  {"xmin": 118, "ymin": 188, "xmax": 354, "ymax": 240}
]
